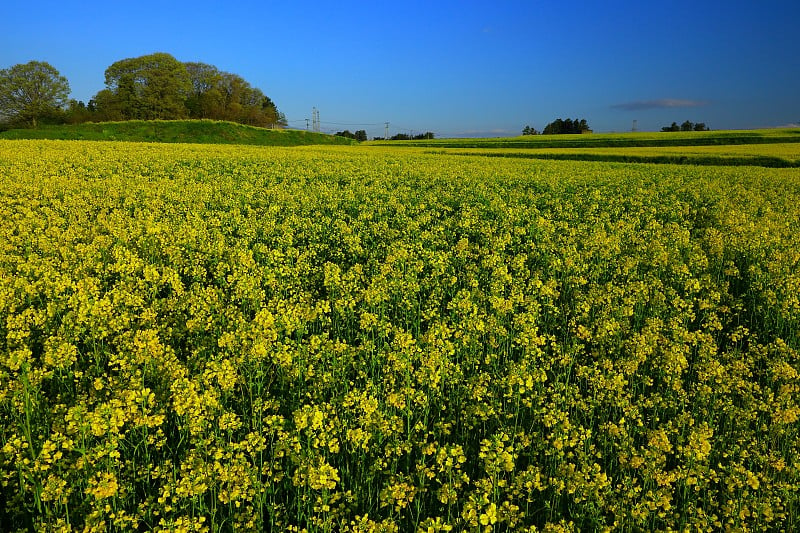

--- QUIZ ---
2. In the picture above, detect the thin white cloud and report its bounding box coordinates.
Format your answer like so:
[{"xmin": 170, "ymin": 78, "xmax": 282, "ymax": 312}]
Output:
[{"xmin": 611, "ymin": 99, "xmax": 709, "ymax": 111}]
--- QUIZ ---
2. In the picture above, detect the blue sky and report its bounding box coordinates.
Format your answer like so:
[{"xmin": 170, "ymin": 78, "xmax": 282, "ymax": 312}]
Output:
[{"xmin": 2, "ymin": 1, "xmax": 798, "ymax": 137}]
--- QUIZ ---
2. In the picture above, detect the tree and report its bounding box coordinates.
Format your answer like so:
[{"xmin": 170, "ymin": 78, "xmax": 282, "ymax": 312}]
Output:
[
  {"xmin": 661, "ymin": 121, "xmax": 709, "ymax": 132},
  {"xmin": 98, "ymin": 52, "xmax": 191, "ymax": 120},
  {"xmin": 88, "ymin": 53, "xmax": 286, "ymax": 127},
  {"xmin": 334, "ymin": 130, "xmax": 368, "ymax": 141},
  {"xmin": 335, "ymin": 130, "xmax": 356, "ymax": 139},
  {"xmin": 522, "ymin": 125, "xmax": 538, "ymax": 135},
  {"xmin": 89, "ymin": 89, "xmax": 125, "ymax": 121},
  {"xmin": 185, "ymin": 62, "xmax": 225, "ymax": 119},
  {"xmin": 0, "ymin": 61, "xmax": 70, "ymax": 127},
  {"xmin": 542, "ymin": 118, "xmax": 590, "ymax": 135},
  {"xmin": 184, "ymin": 63, "xmax": 286, "ymax": 127},
  {"xmin": 63, "ymin": 99, "xmax": 93, "ymax": 124}
]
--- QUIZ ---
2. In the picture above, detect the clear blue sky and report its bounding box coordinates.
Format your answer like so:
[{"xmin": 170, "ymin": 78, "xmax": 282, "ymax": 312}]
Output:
[{"xmin": 2, "ymin": 1, "xmax": 798, "ymax": 137}]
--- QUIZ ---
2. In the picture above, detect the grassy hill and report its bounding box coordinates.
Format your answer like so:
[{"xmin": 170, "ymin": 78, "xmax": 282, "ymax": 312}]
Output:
[
  {"xmin": 0, "ymin": 120, "xmax": 356, "ymax": 146},
  {"xmin": 368, "ymin": 128, "xmax": 800, "ymax": 149}
]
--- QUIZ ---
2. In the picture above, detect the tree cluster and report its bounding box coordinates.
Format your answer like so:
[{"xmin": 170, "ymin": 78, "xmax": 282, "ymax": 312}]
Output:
[
  {"xmin": 522, "ymin": 125, "xmax": 539, "ymax": 135},
  {"xmin": 334, "ymin": 130, "xmax": 368, "ymax": 142},
  {"xmin": 1, "ymin": 54, "xmax": 286, "ymax": 129},
  {"xmin": 386, "ymin": 132, "xmax": 435, "ymax": 141},
  {"xmin": 542, "ymin": 118, "xmax": 591, "ymax": 135},
  {"xmin": 661, "ymin": 121, "xmax": 709, "ymax": 132}
]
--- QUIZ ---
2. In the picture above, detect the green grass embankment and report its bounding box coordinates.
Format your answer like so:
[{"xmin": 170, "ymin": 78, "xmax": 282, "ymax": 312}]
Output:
[{"xmin": 0, "ymin": 120, "xmax": 356, "ymax": 146}]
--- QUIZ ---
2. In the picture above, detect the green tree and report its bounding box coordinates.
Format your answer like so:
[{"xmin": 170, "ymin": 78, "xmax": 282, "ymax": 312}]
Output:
[
  {"xmin": 63, "ymin": 99, "xmax": 93, "ymax": 124},
  {"xmin": 89, "ymin": 89, "xmax": 125, "ymax": 121},
  {"xmin": 661, "ymin": 121, "xmax": 708, "ymax": 132},
  {"xmin": 542, "ymin": 118, "xmax": 590, "ymax": 135},
  {"xmin": 0, "ymin": 61, "xmax": 70, "ymax": 127},
  {"xmin": 185, "ymin": 64, "xmax": 286, "ymax": 127},
  {"xmin": 185, "ymin": 62, "xmax": 225, "ymax": 119},
  {"xmin": 335, "ymin": 130, "xmax": 356, "ymax": 139},
  {"xmin": 99, "ymin": 52, "xmax": 191, "ymax": 120}
]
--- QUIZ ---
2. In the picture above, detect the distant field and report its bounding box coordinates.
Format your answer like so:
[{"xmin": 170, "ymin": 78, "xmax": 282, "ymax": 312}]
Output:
[
  {"xmin": 0, "ymin": 120, "xmax": 355, "ymax": 146},
  {"xmin": 429, "ymin": 143, "xmax": 800, "ymax": 168},
  {"xmin": 369, "ymin": 128, "xmax": 800, "ymax": 149}
]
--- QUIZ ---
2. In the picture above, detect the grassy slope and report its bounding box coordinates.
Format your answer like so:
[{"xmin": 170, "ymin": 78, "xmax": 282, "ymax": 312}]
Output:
[{"xmin": 0, "ymin": 120, "xmax": 355, "ymax": 146}]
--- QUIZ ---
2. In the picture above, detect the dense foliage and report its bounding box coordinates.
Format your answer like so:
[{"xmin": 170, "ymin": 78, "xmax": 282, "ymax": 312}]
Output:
[
  {"xmin": 0, "ymin": 54, "xmax": 286, "ymax": 130},
  {"xmin": 662, "ymin": 122, "xmax": 709, "ymax": 132},
  {"xmin": 1, "ymin": 140, "xmax": 799, "ymax": 532},
  {"xmin": 0, "ymin": 62, "xmax": 70, "ymax": 128},
  {"xmin": 542, "ymin": 119, "xmax": 590, "ymax": 135},
  {"xmin": 90, "ymin": 54, "xmax": 286, "ymax": 128},
  {"xmin": 334, "ymin": 130, "xmax": 369, "ymax": 142}
]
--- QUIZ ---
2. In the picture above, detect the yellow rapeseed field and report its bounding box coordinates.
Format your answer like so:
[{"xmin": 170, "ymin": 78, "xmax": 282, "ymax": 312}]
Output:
[{"xmin": 1, "ymin": 140, "xmax": 799, "ymax": 532}]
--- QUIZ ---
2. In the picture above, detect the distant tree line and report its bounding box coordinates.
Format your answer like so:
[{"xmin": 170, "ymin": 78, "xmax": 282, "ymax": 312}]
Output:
[
  {"xmin": 522, "ymin": 118, "xmax": 591, "ymax": 136},
  {"xmin": 0, "ymin": 54, "xmax": 286, "ymax": 129},
  {"xmin": 405, "ymin": 132, "xmax": 435, "ymax": 140},
  {"xmin": 334, "ymin": 130, "xmax": 368, "ymax": 141},
  {"xmin": 372, "ymin": 132, "xmax": 435, "ymax": 141},
  {"xmin": 661, "ymin": 121, "xmax": 709, "ymax": 132}
]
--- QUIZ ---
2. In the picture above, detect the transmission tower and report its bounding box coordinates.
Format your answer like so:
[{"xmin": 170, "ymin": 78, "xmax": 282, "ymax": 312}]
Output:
[
  {"xmin": 385, "ymin": 122, "xmax": 389, "ymax": 139},
  {"xmin": 632, "ymin": 119, "xmax": 638, "ymax": 132},
  {"xmin": 312, "ymin": 107, "xmax": 320, "ymax": 133}
]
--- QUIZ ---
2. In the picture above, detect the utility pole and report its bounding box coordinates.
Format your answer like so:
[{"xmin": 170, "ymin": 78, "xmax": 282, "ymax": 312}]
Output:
[
  {"xmin": 384, "ymin": 122, "xmax": 389, "ymax": 139},
  {"xmin": 305, "ymin": 118, "xmax": 309, "ymax": 130}
]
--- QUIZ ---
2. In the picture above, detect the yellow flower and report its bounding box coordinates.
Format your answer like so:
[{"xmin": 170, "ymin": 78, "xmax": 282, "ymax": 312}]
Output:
[{"xmin": 86, "ymin": 472, "xmax": 119, "ymax": 500}]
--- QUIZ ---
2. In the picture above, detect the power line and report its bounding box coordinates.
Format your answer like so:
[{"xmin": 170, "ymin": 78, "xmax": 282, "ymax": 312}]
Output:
[
  {"xmin": 285, "ymin": 118, "xmax": 386, "ymax": 127},
  {"xmin": 285, "ymin": 114, "xmax": 438, "ymax": 139},
  {"xmin": 320, "ymin": 121, "xmax": 384, "ymax": 126}
]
